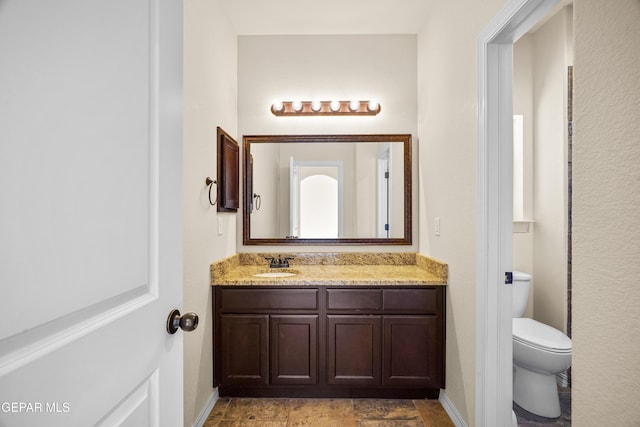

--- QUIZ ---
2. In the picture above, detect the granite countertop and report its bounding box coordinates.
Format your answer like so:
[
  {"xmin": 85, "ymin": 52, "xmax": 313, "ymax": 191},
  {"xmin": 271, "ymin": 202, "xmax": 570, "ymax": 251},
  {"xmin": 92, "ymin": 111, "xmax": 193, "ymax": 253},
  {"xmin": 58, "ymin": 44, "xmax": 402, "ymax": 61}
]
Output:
[{"xmin": 211, "ymin": 253, "xmax": 447, "ymax": 287}]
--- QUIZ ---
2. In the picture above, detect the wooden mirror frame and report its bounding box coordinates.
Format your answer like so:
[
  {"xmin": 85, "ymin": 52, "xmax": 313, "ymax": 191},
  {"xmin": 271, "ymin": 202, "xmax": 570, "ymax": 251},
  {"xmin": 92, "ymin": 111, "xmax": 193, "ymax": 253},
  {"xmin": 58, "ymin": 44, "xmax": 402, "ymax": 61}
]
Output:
[{"xmin": 243, "ymin": 134, "xmax": 412, "ymax": 246}]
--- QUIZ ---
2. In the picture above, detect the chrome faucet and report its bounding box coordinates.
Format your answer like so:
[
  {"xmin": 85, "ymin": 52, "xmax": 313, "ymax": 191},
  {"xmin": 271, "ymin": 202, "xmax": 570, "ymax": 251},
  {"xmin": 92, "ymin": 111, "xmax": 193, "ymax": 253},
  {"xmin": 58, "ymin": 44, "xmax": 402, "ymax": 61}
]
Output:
[{"xmin": 265, "ymin": 255, "xmax": 294, "ymax": 268}]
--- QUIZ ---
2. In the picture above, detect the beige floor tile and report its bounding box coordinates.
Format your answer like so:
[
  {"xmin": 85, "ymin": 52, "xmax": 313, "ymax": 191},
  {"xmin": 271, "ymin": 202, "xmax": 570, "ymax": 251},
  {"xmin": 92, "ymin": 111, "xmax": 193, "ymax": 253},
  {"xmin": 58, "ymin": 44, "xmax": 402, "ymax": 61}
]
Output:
[
  {"xmin": 356, "ymin": 421, "xmax": 425, "ymax": 427},
  {"xmin": 217, "ymin": 421, "xmax": 287, "ymax": 427},
  {"xmin": 205, "ymin": 397, "xmax": 454, "ymax": 427},
  {"xmin": 203, "ymin": 398, "xmax": 231, "ymax": 426},
  {"xmin": 353, "ymin": 399, "xmax": 421, "ymax": 421},
  {"xmin": 287, "ymin": 399, "xmax": 356, "ymax": 427},
  {"xmin": 223, "ymin": 398, "xmax": 290, "ymax": 421},
  {"xmin": 413, "ymin": 400, "xmax": 455, "ymax": 427}
]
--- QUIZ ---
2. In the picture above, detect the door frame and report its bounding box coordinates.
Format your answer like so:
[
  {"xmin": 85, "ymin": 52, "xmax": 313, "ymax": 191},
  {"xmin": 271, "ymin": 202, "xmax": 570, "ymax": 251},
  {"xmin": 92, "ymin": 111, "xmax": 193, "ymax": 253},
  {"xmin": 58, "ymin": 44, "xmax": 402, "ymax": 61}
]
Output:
[
  {"xmin": 476, "ymin": 0, "xmax": 558, "ymax": 425},
  {"xmin": 376, "ymin": 144, "xmax": 391, "ymax": 238}
]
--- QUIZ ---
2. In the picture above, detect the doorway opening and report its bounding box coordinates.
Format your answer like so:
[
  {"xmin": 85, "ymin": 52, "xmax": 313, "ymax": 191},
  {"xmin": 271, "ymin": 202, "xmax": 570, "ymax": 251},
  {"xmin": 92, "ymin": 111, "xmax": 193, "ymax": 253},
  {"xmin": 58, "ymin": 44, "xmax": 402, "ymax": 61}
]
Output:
[
  {"xmin": 476, "ymin": 0, "xmax": 562, "ymax": 425},
  {"xmin": 290, "ymin": 159, "xmax": 344, "ymax": 238}
]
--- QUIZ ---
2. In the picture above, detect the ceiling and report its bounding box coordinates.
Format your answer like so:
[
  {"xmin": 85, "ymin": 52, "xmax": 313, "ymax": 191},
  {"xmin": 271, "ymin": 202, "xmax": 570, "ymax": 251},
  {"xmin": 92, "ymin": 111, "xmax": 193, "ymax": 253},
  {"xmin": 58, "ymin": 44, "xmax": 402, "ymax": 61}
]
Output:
[{"xmin": 219, "ymin": 0, "xmax": 435, "ymax": 35}]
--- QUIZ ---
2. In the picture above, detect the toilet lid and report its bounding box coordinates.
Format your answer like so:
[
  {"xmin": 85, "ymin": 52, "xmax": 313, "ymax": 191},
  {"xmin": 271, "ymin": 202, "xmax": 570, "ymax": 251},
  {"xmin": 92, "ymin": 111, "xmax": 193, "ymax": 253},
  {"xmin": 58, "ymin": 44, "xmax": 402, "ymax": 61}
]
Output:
[{"xmin": 513, "ymin": 318, "xmax": 572, "ymax": 352}]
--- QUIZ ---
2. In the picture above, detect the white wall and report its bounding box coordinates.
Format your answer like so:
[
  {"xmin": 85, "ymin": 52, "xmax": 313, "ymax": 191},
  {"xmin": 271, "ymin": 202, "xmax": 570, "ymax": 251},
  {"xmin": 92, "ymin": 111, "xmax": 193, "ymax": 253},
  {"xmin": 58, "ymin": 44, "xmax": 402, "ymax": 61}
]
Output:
[
  {"xmin": 237, "ymin": 35, "xmax": 418, "ymax": 252},
  {"xmin": 183, "ymin": 1, "xmax": 237, "ymax": 425},
  {"xmin": 417, "ymin": 1, "xmax": 507, "ymax": 424},
  {"xmin": 513, "ymin": 34, "xmax": 535, "ymax": 318},
  {"xmin": 512, "ymin": 7, "xmax": 573, "ymax": 331},
  {"xmin": 532, "ymin": 6, "xmax": 573, "ymax": 333},
  {"xmin": 573, "ymin": 0, "xmax": 640, "ymax": 424}
]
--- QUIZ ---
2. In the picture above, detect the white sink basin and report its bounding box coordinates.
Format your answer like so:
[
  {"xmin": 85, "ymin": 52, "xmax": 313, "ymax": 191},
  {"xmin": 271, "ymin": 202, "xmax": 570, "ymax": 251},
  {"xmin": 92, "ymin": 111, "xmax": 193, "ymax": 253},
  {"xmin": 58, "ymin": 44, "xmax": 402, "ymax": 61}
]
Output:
[{"xmin": 253, "ymin": 272, "xmax": 297, "ymax": 278}]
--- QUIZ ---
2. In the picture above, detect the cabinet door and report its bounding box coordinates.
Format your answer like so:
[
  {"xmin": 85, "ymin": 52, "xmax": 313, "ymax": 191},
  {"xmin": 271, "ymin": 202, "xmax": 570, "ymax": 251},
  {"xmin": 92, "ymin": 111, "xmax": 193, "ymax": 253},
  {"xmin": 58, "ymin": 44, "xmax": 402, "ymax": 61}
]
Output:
[
  {"xmin": 327, "ymin": 315, "xmax": 381, "ymax": 385},
  {"xmin": 270, "ymin": 315, "xmax": 318, "ymax": 385},
  {"xmin": 382, "ymin": 316, "xmax": 443, "ymax": 387},
  {"xmin": 220, "ymin": 314, "xmax": 269, "ymax": 386}
]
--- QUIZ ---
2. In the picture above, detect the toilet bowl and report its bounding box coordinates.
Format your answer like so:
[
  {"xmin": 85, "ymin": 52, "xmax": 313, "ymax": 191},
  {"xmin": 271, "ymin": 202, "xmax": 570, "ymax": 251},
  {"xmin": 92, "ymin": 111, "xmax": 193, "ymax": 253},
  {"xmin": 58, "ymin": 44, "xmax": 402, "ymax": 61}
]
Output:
[
  {"xmin": 511, "ymin": 271, "xmax": 572, "ymax": 418},
  {"xmin": 513, "ymin": 317, "xmax": 571, "ymax": 417}
]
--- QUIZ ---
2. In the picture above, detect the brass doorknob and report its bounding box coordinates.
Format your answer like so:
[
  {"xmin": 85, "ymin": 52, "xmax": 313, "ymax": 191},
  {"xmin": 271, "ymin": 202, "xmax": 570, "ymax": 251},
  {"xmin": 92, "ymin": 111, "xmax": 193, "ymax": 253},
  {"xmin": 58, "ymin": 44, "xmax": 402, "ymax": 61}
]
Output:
[{"xmin": 166, "ymin": 309, "xmax": 199, "ymax": 334}]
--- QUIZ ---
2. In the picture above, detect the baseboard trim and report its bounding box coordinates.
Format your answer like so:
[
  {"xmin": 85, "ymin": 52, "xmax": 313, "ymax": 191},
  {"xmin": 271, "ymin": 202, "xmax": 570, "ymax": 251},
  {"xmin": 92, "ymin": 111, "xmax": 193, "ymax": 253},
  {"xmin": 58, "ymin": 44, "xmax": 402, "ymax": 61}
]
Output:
[
  {"xmin": 192, "ymin": 388, "xmax": 219, "ymax": 427},
  {"xmin": 439, "ymin": 390, "xmax": 468, "ymax": 427}
]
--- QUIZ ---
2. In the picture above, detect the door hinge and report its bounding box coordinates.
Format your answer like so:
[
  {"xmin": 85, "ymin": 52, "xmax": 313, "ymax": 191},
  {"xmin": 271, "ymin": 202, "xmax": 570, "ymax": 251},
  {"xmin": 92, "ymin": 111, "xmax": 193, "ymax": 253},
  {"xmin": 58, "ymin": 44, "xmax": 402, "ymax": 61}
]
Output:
[
  {"xmin": 384, "ymin": 223, "xmax": 389, "ymax": 231},
  {"xmin": 384, "ymin": 171, "xmax": 389, "ymax": 179},
  {"xmin": 505, "ymin": 272, "xmax": 513, "ymax": 285}
]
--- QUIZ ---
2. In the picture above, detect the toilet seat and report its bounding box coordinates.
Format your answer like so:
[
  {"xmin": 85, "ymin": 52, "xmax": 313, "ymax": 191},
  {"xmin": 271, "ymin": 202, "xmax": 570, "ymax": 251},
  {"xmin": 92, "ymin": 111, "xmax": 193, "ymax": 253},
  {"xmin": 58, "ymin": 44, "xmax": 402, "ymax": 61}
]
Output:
[{"xmin": 513, "ymin": 318, "xmax": 571, "ymax": 353}]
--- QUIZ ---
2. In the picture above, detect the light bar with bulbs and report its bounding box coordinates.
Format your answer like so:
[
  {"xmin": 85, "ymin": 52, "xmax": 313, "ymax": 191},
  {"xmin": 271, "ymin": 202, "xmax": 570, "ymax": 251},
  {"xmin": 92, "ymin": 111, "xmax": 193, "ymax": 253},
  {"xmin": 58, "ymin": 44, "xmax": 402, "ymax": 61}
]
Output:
[{"xmin": 271, "ymin": 100, "xmax": 381, "ymax": 116}]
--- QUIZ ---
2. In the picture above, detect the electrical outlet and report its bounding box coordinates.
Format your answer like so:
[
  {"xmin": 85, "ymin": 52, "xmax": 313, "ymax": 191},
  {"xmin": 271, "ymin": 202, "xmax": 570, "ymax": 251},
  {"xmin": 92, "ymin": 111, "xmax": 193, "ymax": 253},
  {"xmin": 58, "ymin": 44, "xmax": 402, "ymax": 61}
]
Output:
[
  {"xmin": 217, "ymin": 217, "xmax": 223, "ymax": 236},
  {"xmin": 434, "ymin": 217, "xmax": 440, "ymax": 236}
]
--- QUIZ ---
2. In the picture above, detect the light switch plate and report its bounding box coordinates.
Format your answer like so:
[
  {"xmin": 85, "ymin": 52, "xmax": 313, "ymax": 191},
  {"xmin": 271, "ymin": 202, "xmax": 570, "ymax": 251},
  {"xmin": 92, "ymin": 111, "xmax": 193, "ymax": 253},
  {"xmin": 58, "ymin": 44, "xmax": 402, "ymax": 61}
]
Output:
[{"xmin": 217, "ymin": 217, "xmax": 223, "ymax": 236}]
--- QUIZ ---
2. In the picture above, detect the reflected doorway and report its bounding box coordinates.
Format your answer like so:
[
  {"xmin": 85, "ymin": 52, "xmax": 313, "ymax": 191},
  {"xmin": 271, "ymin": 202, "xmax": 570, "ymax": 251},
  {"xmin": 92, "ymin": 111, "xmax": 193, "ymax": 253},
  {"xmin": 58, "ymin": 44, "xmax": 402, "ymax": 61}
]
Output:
[{"xmin": 290, "ymin": 159, "xmax": 344, "ymax": 238}]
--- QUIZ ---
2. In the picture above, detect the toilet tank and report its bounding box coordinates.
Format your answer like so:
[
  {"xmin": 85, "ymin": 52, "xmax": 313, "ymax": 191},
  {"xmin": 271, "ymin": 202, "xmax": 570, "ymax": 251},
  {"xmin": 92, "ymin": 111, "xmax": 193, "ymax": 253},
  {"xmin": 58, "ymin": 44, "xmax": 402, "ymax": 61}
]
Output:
[{"xmin": 512, "ymin": 271, "xmax": 531, "ymax": 318}]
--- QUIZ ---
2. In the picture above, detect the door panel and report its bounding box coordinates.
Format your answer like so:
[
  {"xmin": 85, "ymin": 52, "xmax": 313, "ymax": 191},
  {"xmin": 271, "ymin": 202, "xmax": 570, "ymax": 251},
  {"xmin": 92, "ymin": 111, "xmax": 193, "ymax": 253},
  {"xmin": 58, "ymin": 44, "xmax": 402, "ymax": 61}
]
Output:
[
  {"xmin": 94, "ymin": 371, "xmax": 158, "ymax": 427},
  {"xmin": 0, "ymin": 0, "xmax": 183, "ymax": 425},
  {"xmin": 271, "ymin": 315, "xmax": 318, "ymax": 385},
  {"xmin": 221, "ymin": 315, "xmax": 269, "ymax": 386},
  {"xmin": 327, "ymin": 316, "xmax": 381, "ymax": 385},
  {"xmin": 382, "ymin": 316, "xmax": 441, "ymax": 387}
]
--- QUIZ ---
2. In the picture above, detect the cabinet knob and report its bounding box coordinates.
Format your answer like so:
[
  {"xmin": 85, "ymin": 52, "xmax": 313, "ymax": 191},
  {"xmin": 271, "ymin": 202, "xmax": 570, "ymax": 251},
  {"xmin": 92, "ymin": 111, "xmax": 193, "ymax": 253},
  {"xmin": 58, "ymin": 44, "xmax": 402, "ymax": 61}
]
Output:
[{"xmin": 166, "ymin": 309, "xmax": 199, "ymax": 334}]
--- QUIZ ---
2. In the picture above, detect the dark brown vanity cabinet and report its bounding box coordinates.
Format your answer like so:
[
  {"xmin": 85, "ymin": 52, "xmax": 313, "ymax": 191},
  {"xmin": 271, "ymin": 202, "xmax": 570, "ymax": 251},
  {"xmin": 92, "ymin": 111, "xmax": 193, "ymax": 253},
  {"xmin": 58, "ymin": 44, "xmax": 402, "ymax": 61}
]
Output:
[
  {"xmin": 270, "ymin": 315, "xmax": 318, "ymax": 385},
  {"xmin": 327, "ymin": 315, "xmax": 382, "ymax": 385},
  {"xmin": 220, "ymin": 315, "xmax": 269, "ymax": 386},
  {"xmin": 214, "ymin": 286, "xmax": 445, "ymax": 398},
  {"xmin": 220, "ymin": 314, "xmax": 318, "ymax": 387}
]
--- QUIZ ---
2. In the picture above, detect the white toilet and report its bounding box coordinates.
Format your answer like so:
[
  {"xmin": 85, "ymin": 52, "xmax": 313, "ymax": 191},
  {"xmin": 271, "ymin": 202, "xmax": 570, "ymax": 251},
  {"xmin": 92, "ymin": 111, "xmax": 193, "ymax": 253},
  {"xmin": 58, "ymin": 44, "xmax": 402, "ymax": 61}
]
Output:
[{"xmin": 512, "ymin": 271, "xmax": 572, "ymax": 418}]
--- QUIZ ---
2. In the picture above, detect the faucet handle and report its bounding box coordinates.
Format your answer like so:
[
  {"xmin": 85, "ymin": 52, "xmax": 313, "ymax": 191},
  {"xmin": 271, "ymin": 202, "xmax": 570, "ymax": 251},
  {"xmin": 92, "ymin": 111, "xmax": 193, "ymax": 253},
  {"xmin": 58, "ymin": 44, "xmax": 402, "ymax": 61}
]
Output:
[{"xmin": 282, "ymin": 256, "xmax": 295, "ymax": 267}]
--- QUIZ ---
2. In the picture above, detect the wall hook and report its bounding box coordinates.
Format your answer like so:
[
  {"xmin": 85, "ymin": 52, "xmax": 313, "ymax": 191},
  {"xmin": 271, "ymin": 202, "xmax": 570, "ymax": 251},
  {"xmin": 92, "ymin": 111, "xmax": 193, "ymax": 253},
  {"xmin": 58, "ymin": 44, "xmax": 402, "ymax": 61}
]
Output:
[
  {"xmin": 253, "ymin": 193, "xmax": 262, "ymax": 211},
  {"xmin": 205, "ymin": 177, "xmax": 217, "ymax": 206}
]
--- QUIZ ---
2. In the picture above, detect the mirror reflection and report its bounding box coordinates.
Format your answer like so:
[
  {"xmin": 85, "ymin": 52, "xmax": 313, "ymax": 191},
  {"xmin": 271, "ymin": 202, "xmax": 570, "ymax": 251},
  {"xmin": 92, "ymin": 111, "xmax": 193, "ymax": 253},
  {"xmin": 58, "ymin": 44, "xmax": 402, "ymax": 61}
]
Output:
[{"xmin": 243, "ymin": 134, "xmax": 412, "ymax": 245}]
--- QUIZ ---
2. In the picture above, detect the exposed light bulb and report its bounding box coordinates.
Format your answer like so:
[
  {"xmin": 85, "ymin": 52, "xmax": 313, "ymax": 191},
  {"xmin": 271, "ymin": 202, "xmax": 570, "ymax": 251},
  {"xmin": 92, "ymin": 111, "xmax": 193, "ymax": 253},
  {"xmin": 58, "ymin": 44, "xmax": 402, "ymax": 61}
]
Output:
[
  {"xmin": 349, "ymin": 100, "xmax": 361, "ymax": 111},
  {"xmin": 272, "ymin": 102, "xmax": 284, "ymax": 112},
  {"xmin": 367, "ymin": 100, "xmax": 379, "ymax": 112},
  {"xmin": 311, "ymin": 100, "xmax": 322, "ymax": 112},
  {"xmin": 292, "ymin": 100, "xmax": 303, "ymax": 111},
  {"xmin": 330, "ymin": 100, "xmax": 341, "ymax": 112}
]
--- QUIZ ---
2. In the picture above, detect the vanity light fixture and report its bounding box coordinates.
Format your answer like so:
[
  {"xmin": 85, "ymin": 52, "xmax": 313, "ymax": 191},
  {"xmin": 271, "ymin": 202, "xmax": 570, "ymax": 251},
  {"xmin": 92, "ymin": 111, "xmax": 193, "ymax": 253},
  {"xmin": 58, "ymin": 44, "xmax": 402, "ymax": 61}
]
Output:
[
  {"xmin": 311, "ymin": 100, "xmax": 322, "ymax": 112},
  {"xmin": 270, "ymin": 100, "xmax": 381, "ymax": 116},
  {"xmin": 272, "ymin": 101, "xmax": 284, "ymax": 112}
]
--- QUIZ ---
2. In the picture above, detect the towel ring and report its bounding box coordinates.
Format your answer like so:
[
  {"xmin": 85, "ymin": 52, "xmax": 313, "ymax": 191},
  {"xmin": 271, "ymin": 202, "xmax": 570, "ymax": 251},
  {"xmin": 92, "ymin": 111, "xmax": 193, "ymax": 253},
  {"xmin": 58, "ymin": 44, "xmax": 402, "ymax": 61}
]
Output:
[
  {"xmin": 253, "ymin": 193, "xmax": 261, "ymax": 211},
  {"xmin": 205, "ymin": 177, "xmax": 217, "ymax": 206}
]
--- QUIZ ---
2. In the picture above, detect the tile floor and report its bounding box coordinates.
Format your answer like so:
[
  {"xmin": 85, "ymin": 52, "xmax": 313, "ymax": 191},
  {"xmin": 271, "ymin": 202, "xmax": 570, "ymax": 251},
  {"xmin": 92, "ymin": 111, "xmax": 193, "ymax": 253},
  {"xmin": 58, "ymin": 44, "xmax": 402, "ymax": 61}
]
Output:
[
  {"xmin": 204, "ymin": 398, "xmax": 455, "ymax": 427},
  {"xmin": 514, "ymin": 386, "xmax": 571, "ymax": 427}
]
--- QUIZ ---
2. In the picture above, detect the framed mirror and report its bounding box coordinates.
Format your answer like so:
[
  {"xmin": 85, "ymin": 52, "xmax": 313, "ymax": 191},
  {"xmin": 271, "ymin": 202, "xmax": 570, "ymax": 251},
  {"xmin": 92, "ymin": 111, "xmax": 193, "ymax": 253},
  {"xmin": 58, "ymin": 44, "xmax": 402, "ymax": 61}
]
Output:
[{"xmin": 243, "ymin": 134, "xmax": 412, "ymax": 245}]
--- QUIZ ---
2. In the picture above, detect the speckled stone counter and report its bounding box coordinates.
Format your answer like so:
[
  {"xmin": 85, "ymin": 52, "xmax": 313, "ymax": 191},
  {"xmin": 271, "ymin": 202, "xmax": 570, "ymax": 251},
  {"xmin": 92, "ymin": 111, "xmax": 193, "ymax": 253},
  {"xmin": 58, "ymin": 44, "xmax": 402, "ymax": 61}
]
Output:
[{"xmin": 210, "ymin": 252, "xmax": 447, "ymax": 286}]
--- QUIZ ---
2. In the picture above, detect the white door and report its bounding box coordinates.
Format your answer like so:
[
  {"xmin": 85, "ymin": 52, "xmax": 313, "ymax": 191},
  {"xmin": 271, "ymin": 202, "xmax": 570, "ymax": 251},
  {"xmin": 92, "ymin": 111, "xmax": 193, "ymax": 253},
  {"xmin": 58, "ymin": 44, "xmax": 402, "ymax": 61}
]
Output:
[
  {"xmin": 0, "ymin": 1, "xmax": 184, "ymax": 426},
  {"xmin": 376, "ymin": 146, "xmax": 391, "ymax": 238}
]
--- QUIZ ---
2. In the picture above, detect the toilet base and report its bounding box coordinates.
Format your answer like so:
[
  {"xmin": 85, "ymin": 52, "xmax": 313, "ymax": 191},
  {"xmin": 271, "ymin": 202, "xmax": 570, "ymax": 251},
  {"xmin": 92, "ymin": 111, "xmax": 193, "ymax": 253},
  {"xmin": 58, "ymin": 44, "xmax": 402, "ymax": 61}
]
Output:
[{"xmin": 513, "ymin": 364, "xmax": 561, "ymax": 418}]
